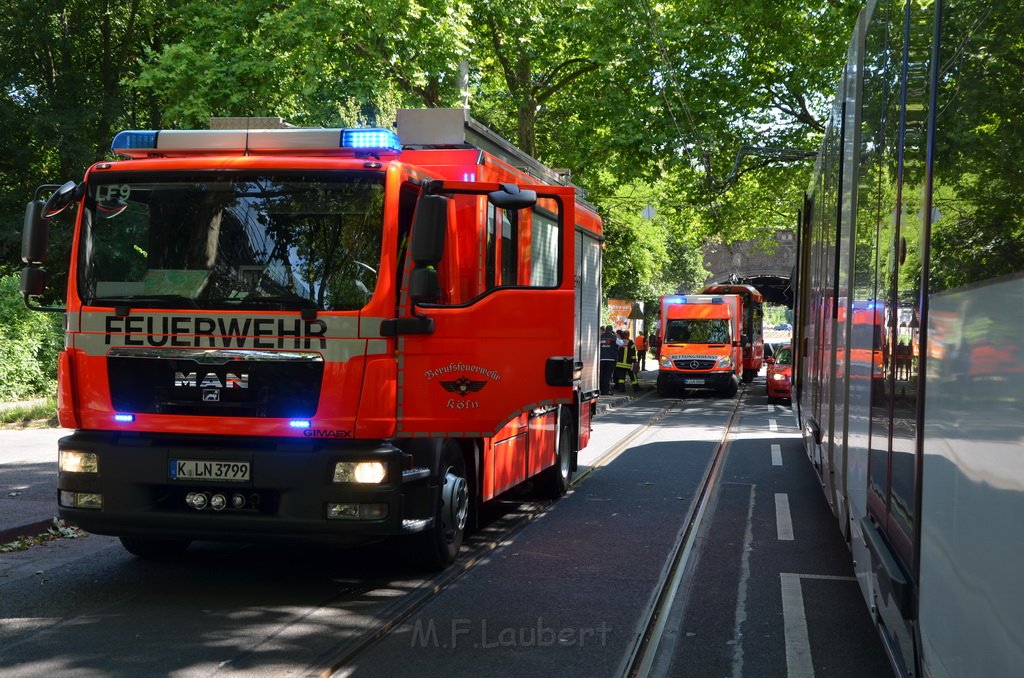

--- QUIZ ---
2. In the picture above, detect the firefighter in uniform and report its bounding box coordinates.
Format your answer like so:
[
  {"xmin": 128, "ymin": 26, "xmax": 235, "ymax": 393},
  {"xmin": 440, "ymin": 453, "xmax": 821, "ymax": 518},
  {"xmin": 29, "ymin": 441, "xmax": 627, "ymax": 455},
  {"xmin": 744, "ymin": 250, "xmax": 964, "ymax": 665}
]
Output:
[
  {"xmin": 614, "ymin": 331, "xmax": 640, "ymax": 393},
  {"xmin": 599, "ymin": 325, "xmax": 617, "ymax": 395}
]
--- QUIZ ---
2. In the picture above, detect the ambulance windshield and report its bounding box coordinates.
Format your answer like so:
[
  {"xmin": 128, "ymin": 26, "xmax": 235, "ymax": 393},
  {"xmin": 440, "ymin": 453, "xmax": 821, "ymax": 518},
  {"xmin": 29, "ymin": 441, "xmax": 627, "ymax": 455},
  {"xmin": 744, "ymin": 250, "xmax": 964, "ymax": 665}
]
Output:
[
  {"xmin": 80, "ymin": 171, "xmax": 385, "ymax": 311},
  {"xmin": 665, "ymin": 318, "xmax": 731, "ymax": 344}
]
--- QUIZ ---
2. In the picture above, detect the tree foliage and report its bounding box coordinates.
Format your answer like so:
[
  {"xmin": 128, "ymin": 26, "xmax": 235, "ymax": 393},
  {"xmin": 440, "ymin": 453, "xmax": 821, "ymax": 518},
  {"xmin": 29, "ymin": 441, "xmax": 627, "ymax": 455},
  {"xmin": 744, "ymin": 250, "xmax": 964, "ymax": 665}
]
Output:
[
  {"xmin": 0, "ymin": 274, "xmax": 63, "ymax": 400},
  {"xmin": 1, "ymin": 0, "xmax": 860, "ymax": 308}
]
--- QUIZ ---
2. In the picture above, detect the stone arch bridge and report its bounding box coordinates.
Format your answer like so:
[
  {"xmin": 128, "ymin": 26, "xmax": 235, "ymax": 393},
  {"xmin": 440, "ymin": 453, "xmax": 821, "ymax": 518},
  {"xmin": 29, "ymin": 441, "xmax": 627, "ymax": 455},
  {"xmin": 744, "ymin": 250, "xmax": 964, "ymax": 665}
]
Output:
[{"xmin": 699, "ymin": 229, "xmax": 797, "ymax": 307}]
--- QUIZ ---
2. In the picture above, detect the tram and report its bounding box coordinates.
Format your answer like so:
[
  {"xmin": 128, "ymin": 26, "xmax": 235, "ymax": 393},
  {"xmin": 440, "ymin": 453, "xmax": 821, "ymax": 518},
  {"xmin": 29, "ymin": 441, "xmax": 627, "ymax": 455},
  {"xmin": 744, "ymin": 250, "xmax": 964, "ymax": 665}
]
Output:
[{"xmin": 793, "ymin": 1, "xmax": 1024, "ymax": 677}]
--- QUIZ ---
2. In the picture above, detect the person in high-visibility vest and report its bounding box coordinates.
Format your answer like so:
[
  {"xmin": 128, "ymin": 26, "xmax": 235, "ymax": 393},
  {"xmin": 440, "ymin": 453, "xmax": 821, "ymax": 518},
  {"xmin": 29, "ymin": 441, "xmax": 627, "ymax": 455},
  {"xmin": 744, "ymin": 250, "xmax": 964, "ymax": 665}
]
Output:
[
  {"xmin": 634, "ymin": 333, "xmax": 647, "ymax": 371},
  {"xmin": 614, "ymin": 331, "xmax": 640, "ymax": 393}
]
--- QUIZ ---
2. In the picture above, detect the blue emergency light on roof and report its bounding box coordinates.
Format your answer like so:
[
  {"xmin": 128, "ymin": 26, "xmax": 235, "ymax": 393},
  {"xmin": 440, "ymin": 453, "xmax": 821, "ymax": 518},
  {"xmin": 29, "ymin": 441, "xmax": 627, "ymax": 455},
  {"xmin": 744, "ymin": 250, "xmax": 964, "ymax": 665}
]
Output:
[
  {"xmin": 342, "ymin": 128, "xmax": 402, "ymax": 152},
  {"xmin": 110, "ymin": 126, "xmax": 403, "ymax": 158},
  {"xmin": 112, "ymin": 131, "xmax": 158, "ymax": 150}
]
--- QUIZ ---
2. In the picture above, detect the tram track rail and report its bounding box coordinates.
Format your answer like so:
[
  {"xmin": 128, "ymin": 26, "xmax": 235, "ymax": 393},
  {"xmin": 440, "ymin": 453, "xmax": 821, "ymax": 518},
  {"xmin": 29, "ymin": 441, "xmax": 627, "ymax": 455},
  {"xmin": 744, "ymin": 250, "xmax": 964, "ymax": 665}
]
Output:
[
  {"xmin": 620, "ymin": 385, "xmax": 747, "ymax": 678},
  {"xmin": 312, "ymin": 394, "xmax": 680, "ymax": 678}
]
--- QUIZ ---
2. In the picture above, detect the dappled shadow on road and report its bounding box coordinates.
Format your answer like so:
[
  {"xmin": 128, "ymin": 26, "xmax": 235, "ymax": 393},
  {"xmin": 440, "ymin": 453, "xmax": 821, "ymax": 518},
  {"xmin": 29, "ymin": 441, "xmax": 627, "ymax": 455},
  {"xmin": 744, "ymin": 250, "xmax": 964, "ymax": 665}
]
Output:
[
  {"xmin": 0, "ymin": 387, "xmax": 771, "ymax": 677},
  {"xmin": 0, "ymin": 487, "xmax": 546, "ymax": 677}
]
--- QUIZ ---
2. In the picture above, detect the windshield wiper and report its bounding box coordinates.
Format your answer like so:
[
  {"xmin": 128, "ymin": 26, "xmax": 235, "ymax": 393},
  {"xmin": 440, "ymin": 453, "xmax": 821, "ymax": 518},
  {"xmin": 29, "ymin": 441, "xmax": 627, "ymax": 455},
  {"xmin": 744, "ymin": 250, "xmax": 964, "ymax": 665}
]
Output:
[
  {"xmin": 210, "ymin": 296, "xmax": 320, "ymax": 311},
  {"xmin": 89, "ymin": 295, "xmax": 201, "ymax": 310}
]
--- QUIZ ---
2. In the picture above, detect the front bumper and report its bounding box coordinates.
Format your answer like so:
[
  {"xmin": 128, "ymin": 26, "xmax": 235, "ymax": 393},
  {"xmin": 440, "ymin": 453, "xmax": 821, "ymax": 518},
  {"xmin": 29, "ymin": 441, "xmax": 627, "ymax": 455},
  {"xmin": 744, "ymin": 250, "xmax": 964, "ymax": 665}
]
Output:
[
  {"xmin": 767, "ymin": 379, "xmax": 792, "ymax": 399},
  {"xmin": 56, "ymin": 431, "xmax": 436, "ymax": 544},
  {"xmin": 657, "ymin": 370, "xmax": 738, "ymax": 392}
]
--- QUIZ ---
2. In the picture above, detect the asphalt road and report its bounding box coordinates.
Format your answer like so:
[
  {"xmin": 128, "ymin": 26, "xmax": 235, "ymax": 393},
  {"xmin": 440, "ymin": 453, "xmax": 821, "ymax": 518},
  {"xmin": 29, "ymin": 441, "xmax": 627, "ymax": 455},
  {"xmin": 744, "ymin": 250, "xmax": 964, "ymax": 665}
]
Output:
[
  {"xmin": 0, "ymin": 375, "xmax": 893, "ymax": 677},
  {"xmin": 0, "ymin": 428, "xmax": 66, "ymax": 542}
]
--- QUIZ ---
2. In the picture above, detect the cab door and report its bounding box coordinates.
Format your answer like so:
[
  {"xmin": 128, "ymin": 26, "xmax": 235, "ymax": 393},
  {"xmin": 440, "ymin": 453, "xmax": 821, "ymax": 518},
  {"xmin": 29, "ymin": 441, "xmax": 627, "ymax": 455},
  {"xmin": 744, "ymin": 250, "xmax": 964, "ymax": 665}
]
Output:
[{"xmin": 393, "ymin": 183, "xmax": 577, "ymax": 438}]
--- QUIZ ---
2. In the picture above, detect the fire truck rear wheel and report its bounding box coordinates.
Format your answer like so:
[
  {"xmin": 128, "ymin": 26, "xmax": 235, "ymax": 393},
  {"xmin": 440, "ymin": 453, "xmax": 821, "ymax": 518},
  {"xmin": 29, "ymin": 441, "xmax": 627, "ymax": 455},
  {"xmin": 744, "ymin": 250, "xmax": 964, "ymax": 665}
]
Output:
[
  {"xmin": 118, "ymin": 536, "xmax": 191, "ymax": 559},
  {"xmin": 537, "ymin": 420, "xmax": 574, "ymax": 498},
  {"xmin": 409, "ymin": 441, "xmax": 468, "ymax": 570}
]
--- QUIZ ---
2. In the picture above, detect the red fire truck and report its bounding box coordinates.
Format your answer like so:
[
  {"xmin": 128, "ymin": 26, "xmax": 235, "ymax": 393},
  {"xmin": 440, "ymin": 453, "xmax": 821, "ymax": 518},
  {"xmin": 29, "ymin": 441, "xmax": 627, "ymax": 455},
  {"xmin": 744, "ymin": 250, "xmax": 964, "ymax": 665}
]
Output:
[
  {"xmin": 20, "ymin": 108, "xmax": 603, "ymax": 568},
  {"xmin": 701, "ymin": 283, "xmax": 765, "ymax": 382}
]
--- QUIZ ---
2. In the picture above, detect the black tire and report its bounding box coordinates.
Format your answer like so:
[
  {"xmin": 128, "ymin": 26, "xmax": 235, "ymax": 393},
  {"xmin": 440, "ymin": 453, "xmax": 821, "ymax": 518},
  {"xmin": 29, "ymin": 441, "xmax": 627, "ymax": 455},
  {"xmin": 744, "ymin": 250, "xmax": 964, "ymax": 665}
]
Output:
[
  {"xmin": 742, "ymin": 369, "xmax": 756, "ymax": 383},
  {"xmin": 119, "ymin": 536, "xmax": 191, "ymax": 559},
  {"xmin": 656, "ymin": 375, "xmax": 674, "ymax": 398},
  {"xmin": 407, "ymin": 441, "xmax": 469, "ymax": 570},
  {"xmin": 537, "ymin": 419, "xmax": 574, "ymax": 498},
  {"xmin": 767, "ymin": 395, "xmax": 777, "ymax": 405},
  {"xmin": 721, "ymin": 379, "xmax": 739, "ymax": 398}
]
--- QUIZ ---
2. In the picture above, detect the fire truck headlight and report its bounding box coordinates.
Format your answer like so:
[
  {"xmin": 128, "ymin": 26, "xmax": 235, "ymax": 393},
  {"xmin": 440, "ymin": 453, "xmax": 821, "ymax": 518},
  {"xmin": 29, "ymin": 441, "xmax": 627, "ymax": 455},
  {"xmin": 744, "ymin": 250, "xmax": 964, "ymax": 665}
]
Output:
[
  {"xmin": 718, "ymin": 357, "xmax": 734, "ymax": 369},
  {"xmin": 59, "ymin": 450, "xmax": 99, "ymax": 474},
  {"xmin": 660, "ymin": 357, "xmax": 673, "ymax": 368},
  {"xmin": 333, "ymin": 461, "xmax": 387, "ymax": 484}
]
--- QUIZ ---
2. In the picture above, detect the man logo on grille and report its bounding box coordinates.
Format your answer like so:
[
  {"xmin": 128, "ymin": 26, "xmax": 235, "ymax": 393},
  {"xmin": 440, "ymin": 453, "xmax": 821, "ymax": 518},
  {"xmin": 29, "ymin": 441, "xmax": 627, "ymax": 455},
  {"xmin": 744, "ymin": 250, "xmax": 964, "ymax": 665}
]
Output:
[{"xmin": 440, "ymin": 377, "xmax": 487, "ymax": 397}]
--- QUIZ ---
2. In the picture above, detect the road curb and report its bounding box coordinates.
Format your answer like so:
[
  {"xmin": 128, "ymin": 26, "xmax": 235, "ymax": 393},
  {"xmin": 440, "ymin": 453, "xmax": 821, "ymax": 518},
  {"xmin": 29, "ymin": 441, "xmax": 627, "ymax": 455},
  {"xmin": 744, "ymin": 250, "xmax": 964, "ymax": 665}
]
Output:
[{"xmin": 0, "ymin": 518, "xmax": 58, "ymax": 545}]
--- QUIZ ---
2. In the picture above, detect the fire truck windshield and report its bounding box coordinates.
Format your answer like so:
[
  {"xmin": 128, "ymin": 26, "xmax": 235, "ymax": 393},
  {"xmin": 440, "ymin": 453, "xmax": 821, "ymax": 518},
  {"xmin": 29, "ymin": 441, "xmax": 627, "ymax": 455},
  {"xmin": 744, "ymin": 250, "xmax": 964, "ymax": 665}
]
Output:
[{"xmin": 79, "ymin": 171, "xmax": 385, "ymax": 311}]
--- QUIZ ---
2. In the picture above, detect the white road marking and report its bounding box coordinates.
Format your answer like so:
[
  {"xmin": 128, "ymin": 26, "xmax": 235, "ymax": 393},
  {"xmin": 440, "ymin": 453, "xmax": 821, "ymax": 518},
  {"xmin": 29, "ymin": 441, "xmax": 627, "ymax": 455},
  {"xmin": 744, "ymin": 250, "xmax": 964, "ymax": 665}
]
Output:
[
  {"xmin": 730, "ymin": 485, "xmax": 757, "ymax": 678},
  {"xmin": 780, "ymin": 574, "xmax": 857, "ymax": 678},
  {"xmin": 781, "ymin": 572, "xmax": 814, "ymax": 678},
  {"xmin": 775, "ymin": 493, "xmax": 793, "ymax": 540},
  {"xmin": 771, "ymin": 444, "xmax": 783, "ymax": 466},
  {"xmin": 769, "ymin": 418, "xmax": 779, "ymax": 432}
]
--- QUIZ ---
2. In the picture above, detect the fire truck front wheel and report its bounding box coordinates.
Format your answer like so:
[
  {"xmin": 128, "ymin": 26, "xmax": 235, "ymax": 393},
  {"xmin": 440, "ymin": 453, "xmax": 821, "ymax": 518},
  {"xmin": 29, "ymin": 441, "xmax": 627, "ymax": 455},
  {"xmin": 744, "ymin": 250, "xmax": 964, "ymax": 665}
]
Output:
[
  {"xmin": 537, "ymin": 418, "xmax": 574, "ymax": 498},
  {"xmin": 119, "ymin": 536, "xmax": 191, "ymax": 559},
  {"xmin": 408, "ymin": 441, "xmax": 468, "ymax": 570}
]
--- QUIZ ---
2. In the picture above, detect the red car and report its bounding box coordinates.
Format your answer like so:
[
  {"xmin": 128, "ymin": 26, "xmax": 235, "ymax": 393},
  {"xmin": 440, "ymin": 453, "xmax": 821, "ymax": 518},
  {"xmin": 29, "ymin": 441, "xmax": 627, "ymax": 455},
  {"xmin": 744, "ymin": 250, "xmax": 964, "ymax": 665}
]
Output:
[{"xmin": 766, "ymin": 345, "xmax": 793, "ymax": 403}]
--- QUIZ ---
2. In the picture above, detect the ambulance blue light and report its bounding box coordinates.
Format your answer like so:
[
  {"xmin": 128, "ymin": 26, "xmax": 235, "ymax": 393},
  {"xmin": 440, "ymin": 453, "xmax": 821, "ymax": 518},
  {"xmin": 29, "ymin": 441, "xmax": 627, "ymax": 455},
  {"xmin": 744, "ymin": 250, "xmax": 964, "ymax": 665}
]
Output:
[
  {"xmin": 111, "ymin": 131, "xmax": 157, "ymax": 152},
  {"xmin": 289, "ymin": 419, "xmax": 311, "ymax": 429},
  {"xmin": 342, "ymin": 128, "xmax": 401, "ymax": 152},
  {"xmin": 114, "ymin": 414, "xmax": 135, "ymax": 423},
  {"xmin": 665, "ymin": 296, "xmax": 684, "ymax": 304}
]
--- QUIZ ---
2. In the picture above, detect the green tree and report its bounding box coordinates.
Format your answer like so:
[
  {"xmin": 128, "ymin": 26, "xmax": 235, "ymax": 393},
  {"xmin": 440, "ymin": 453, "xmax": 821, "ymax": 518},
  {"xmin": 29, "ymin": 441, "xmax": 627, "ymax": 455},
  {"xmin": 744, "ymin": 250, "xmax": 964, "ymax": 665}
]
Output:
[
  {"xmin": 0, "ymin": 274, "xmax": 63, "ymax": 399},
  {"xmin": 134, "ymin": 0, "xmax": 474, "ymax": 128},
  {"xmin": 0, "ymin": 0, "xmax": 168, "ymax": 283}
]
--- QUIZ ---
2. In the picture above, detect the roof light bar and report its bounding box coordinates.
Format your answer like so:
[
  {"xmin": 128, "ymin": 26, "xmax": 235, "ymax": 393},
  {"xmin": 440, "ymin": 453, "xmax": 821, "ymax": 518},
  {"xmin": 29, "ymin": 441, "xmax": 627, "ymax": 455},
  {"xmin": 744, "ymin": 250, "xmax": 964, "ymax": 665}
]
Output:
[{"xmin": 111, "ymin": 127, "xmax": 402, "ymax": 158}]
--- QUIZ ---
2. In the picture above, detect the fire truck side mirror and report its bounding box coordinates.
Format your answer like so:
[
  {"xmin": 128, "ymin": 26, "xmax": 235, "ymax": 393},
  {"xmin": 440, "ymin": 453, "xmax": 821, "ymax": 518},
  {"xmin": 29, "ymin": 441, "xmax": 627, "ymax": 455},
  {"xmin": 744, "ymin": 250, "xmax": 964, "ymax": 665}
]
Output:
[
  {"xmin": 20, "ymin": 264, "xmax": 64, "ymax": 313},
  {"xmin": 22, "ymin": 181, "xmax": 77, "ymax": 265},
  {"xmin": 488, "ymin": 183, "xmax": 537, "ymax": 209},
  {"xmin": 22, "ymin": 200, "xmax": 49, "ymax": 265},
  {"xmin": 410, "ymin": 195, "xmax": 449, "ymax": 266},
  {"xmin": 409, "ymin": 267, "xmax": 439, "ymax": 304},
  {"xmin": 41, "ymin": 181, "xmax": 78, "ymax": 219},
  {"xmin": 20, "ymin": 266, "xmax": 46, "ymax": 297}
]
